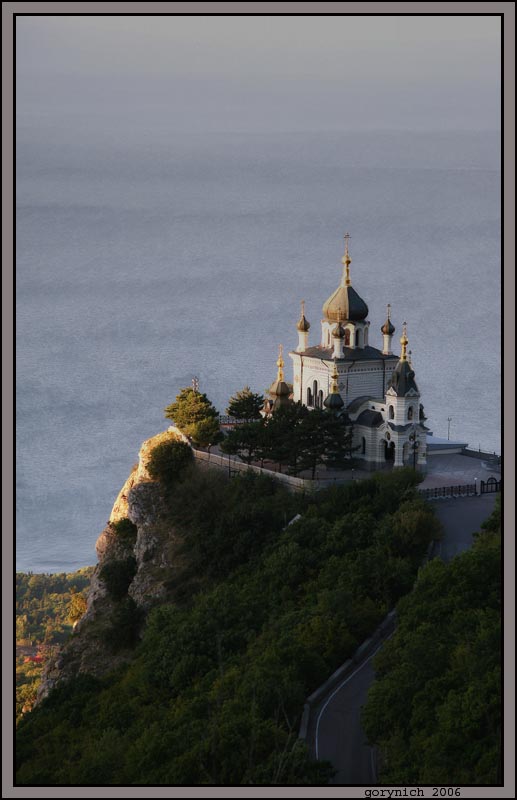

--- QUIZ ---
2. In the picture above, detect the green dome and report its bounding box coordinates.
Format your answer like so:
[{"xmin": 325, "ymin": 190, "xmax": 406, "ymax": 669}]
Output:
[{"xmin": 324, "ymin": 391, "xmax": 344, "ymax": 411}]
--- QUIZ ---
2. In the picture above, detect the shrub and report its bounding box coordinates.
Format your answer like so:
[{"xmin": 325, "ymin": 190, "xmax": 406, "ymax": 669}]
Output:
[
  {"xmin": 103, "ymin": 597, "xmax": 144, "ymax": 652},
  {"xmin": 147, "ymin": 440, "xmax": 193, "ymax": 487},
  {"xmin": 99, "ymin": 557, "xmax": 137, "ymax": 600},
  {"xmin": 111, "ymin": 518, "xmax": 138, "ymax": 545}
]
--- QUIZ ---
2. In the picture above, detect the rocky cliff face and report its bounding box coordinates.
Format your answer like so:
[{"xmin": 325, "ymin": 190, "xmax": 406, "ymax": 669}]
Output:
[{"xmin": 36, "ymin": 427, "xmax": 190, "ymax": 703}]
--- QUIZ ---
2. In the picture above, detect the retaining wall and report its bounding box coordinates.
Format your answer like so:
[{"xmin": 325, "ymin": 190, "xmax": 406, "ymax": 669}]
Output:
[{"xmin": 191, "ymin": 448, "xmax": 354, "ymax": 493}]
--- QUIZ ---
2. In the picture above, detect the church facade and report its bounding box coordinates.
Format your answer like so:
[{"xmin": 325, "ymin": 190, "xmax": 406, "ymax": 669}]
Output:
[{"xmin": 287, "ymin": 235, "xmax": 428, "ymax": 469}]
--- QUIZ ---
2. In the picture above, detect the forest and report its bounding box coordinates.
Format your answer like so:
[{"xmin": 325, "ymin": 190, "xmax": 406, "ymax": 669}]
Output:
[
  {"xmin": 16, "ymin": 465, "xmax": 442, "ymax": 785},
  {"xmin": 16, "ymin": 568, "xmax": 94, "ymax": 720},
  {"xmin": 362, "ymin": 494, "xmax": 501, "ymax": 785}
]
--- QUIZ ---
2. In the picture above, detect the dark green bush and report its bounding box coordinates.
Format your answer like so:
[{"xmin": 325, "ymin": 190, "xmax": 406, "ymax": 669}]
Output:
[
  {"xmin": 111, "ymin": 518, "xmax": 138, "ymax": 545},
  {"xmin": 99, "ymin": 557, "xmax": 137, "ymax": 600},
  {"xmin": 103, "ymin": 597, "xmax": 144, "ymax": 652},
  {"xmin": 147, "ymin": 440, "xmax": 193, "ymax": 487}
]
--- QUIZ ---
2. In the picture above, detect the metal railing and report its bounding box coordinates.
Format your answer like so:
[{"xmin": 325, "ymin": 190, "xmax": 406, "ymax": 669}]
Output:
[
  {"xmin": 481, "ymin": 477, "xmax": 502, "ymax": 494},
  {"xmin": 419, "ymin": 483, "xmax": 477, "ymax": 500},
  {"xmin": 419, "ymin": 478, "xmax": 501, "ymax": 500}
]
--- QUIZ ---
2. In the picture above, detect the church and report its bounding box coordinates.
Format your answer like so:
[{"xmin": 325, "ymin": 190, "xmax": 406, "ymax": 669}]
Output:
[{"xmin": 269, "ymin": 234, "xmax": 429, "ymax": 470}]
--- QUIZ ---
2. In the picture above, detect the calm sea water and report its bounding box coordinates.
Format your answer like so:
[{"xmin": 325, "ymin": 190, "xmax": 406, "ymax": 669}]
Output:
[{"xmin": 16, "ymin": 128, "xmax": 501, "ymax": 572}]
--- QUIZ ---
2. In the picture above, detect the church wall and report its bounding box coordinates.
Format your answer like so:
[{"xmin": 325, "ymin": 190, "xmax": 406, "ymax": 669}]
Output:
[
  {"xmin": 290, "ymin": 355, "xmax": 302, "ymax": 403},
  {"xmin": 302, "ymin": 364, "xmax": 332, "ymax": 407},
  {"xmin": 291, "ymin": 353, "xmax": 401, "ymax": 409},
  {"xmin": 345, "ymin": 365, "xmax": 386, "ymax": 403},
  {"xmin": 383, "ymin": 357, "xmax": 399, "ymax": 392},
  {"xmin": 386, "ymin": 392, "xmax": 420, "ymax": 426},
  {"xmin": 353, "ymin": 425, "xmax": 384, "ymax": 467}
]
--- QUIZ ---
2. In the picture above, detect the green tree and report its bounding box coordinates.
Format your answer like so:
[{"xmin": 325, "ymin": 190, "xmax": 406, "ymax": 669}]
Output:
[
  {"xmin": 68, "ymin": 592, "xmax": 88, "ymax": 625},
  {"xmin": 264, "ymin": 403, "xmax": 309, "ymax": 473},
  {"xmin": 323, "ymin": 413, "xmax": 356, "ymax": 467},
  {"xmin": 226, "ymin": 386, "xmax": 265, "ymax": 420},
  {"xmin": 189, "ymin": 415, "xmax": 223, "ymax": 448},
  {"xmin": 147, "ymin": 440, "xmax": 193, "ymax": 487},
  {"xmin": 16, "ymin": 614, "xmax": 29, "ymax": 641},
  {"xmin": 362, "ymin": 497, "xmax": 501, "ymax": 785},
  {"xmin": 284, "ymin": 406, "xmax": 329, "ymax": 478},
  {"xmin": 164, "ymin": 387, "xmax": 220, "ymax": 442},
  {"xmin": 220, "ymin": 420, "xmax": 263, "ymax": 464}
]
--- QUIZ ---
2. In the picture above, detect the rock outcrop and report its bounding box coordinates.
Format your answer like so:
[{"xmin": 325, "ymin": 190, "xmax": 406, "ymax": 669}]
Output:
[{"xmin": 36, "ymin": 427, "xmax": 190, "ymax": 703}]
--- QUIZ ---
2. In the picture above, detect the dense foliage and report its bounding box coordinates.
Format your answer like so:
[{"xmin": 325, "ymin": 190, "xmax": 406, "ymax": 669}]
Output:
[
  {"xmin": 16, "ymin": 467, "xmax": 440, "ymax": 785},
  {"xmin": 16, "ymin": 568, "xmax": 94, "ymax": 720},
  {"xmin": 226, "ymin": 386, "xmax": 264, "ymax": 420},
  {"xmin": 164, "ymin": 387, "xmax": 223, "ymax": 447},
  {"xmin": 111, "ymin": 517, "xmax": 138, "ymax": 545},
  {"xmin": 362, "ymin": 494, "xmax": 501, "ymax": 785},
  {"xmin": 147, "ymin": 440, "xmax": 194, "ymax": 487},
  {"xmin": 221, "ymin": 402, "xmax": 355, "ymax": 476},
  {"xmin": 99, "ymin": 557, "xmax": 137, "ymax": 600}
]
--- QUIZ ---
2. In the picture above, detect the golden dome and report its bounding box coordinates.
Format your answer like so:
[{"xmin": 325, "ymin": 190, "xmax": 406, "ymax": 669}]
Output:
[{"xmin": 322, "ymin": 235, "xmax": 369, "ymax": 322}]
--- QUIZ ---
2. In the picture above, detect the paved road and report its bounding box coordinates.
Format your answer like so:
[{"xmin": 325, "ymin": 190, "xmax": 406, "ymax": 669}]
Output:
[
  {"xmin": 308, "ymin": 493, "xmax": 498, "ymax": 785},
  {"xmin": 432, "ymin": 494, "xmax": 497, "ymax": 561}
]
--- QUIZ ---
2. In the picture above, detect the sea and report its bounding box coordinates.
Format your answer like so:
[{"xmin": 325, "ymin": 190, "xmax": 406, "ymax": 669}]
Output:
[{"xmin": 16, "ymin": 127, "xmax": 501, "ymax": 573}]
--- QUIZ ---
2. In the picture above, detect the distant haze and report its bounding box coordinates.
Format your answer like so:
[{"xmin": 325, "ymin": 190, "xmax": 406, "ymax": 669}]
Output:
[{"xmin": 16, "ymin": 15, "xmax": 500, "ymax": 133}]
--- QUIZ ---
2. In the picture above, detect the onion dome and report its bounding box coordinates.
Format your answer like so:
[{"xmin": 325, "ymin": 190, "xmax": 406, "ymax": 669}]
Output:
[
  {"xmin": 296, "ymin": 300, "xmax": 311, "ymax": 332},
  {"xmin": 324, "ymin": 360, "xmax": 345, "ymax": 412},
  {"xmin": 381, "ymin": 303, "xmax": 395, "ymax": 335},
  {"xmin": 332, "ymin": 320, "xmax": 345, "ymax": 339},
  {"xmin": 388, "ymin": 323, "xmax": 419, "ymax": 396},
  {"xmin": 268, "ymin": 345, "xmax": 292, "ymax": 408},
  {"xmin": 322, "ymin": 234, "xmax": 369, "ymax": 322}
]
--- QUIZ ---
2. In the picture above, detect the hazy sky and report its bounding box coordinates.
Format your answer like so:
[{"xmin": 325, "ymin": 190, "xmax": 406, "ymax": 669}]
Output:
[{"xmin": 16, "ymin": 15, "xmax": 501, "ymax": 132}]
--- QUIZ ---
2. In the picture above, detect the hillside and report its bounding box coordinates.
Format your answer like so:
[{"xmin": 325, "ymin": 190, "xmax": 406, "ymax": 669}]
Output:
[
  {"xmin": 16, "ymin": 430, "xmax": 442, "ymax": 785},
  {"xmin": 16, "ymin": 567, "xmax": 94, "ymax": 720},
  {"xmin": 362, "ymin": 495, "xmax": 501, "ymax": 784}
]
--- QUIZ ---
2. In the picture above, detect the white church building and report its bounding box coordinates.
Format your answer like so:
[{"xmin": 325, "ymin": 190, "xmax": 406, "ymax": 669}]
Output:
[{"xmin": 287, "ymin": 234, "xmax": 429, "ymax": 469}]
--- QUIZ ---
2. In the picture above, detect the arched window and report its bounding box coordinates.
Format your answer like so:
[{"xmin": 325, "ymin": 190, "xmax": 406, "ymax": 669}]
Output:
[
  {"xmin": 389, "ymin": 405, "xmax": 395, "ymax": 420},
  {"xmin": 344, "ymin": 329, "xmax": 350, "ymax": 347},
  {"xmin": 313, "ymin": 380, "xmax": 318, "ymax": 401},
  {"xmin": 361, "ymin": 437, "xmax": 366, "ymax": 454},
  {"xmin": 364, "ymin": 328, "xmax": 368, "ymax": 346},
  {"xmin": 355, "ymin": 329, "xmax": 361, "ymax": 348},
  {"xmin": 408, "ymin": 406, "xmax": 414, "ymax": 421},
  {"xmin": 318, "ymin": 389, "xmax": 324, "ymax": 409},
  {"xmin": 307, "ymin": 387, "xmax": 313, "ymax": 407}
]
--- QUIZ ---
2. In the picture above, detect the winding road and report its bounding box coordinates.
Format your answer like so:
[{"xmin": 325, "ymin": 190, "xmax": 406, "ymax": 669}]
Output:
[{"xmin": 307, "ymin": 493, "xmax": 498, "ymax": 785}]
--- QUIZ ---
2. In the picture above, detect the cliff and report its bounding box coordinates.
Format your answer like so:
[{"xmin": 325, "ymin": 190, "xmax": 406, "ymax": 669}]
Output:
[{"xmin": 36, "ymin": 427, "xmax": 190, "ymax": 703}]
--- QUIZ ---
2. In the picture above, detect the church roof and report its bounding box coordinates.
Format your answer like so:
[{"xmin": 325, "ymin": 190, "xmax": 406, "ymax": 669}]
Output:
[
  {"xmin": 323, "ymin": 284, "xmax": 369, "ymax": 322},
  {"xmin": 322, "ymin": 236, "xmax": 369, "ymax": 322},
  {"xmin": 268, "ymin": 379, "xmax": 291, "ymax": 398},
  {"xmin": 346, "ymin": 395, "xmax": 376, "ymax": 412},
  {"xmin": 355, "ymin": 409, "xmax": 384, "ymax": 427},
  {"xmin": 297, "ymin": 344, "xmax": 394, "ymax": 362},
  {"xmin": 387, "ymin": 421, "xmax": 414, "ymax": 432},
  {"xmin": 388, "ymin": 359, "xmax": 419, "ymax": 397}
]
